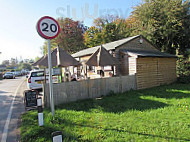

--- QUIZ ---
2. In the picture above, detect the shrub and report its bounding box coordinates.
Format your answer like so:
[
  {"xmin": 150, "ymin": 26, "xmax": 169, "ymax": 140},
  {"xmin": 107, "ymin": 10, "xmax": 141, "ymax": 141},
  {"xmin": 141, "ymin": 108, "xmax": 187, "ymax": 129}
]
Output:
[{"xmin": 177, "ymin": 57, "xmax": 190, "ymax": 83}]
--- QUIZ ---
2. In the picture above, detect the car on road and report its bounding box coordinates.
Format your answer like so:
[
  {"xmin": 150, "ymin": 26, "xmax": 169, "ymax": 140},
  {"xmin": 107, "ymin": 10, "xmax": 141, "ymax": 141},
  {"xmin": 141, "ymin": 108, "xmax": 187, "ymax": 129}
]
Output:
[
  {"xmin": 27, "ymin": 70, "xmax": 45, "ymax": 90},
  {"xmin": 15, "ymin": 71, "xmax": 22, "ymax": 76},
  {"xmin": 3, "ymin": 72, "xmax": 16, "ymax": 79}
]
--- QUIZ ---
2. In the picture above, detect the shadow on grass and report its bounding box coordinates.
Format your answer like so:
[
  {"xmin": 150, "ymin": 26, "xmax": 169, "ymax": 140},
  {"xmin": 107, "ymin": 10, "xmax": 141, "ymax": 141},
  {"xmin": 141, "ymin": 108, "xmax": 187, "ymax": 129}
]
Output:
[
  {"xmin": 21, "ymin": 124, "xmax": 58, "ymax": 142},
  {"xmin": 53, "ymin": 117, "xmax": 190, "ymax": 142},
  {"xmin": 57, "ymin": 92, "xmax": 168, "ymax": 113},
  {"xmin": 57, "ymin": 83, "xmax": 190, "ymax": 113}
]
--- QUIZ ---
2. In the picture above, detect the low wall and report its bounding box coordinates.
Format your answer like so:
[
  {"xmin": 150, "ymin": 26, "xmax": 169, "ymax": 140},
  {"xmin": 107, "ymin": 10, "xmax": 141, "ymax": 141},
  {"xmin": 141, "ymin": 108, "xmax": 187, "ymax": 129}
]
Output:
[{"xmin": 43, "ymin": 75, "xmax": 137, "ymax": 107}]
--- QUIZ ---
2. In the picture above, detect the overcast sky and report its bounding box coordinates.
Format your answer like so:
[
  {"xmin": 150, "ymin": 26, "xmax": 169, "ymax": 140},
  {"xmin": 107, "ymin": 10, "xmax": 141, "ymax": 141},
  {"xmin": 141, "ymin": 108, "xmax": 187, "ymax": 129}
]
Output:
[{"xmin": 0, "ymin": 0, "xmax": 140, "ymax": 63}]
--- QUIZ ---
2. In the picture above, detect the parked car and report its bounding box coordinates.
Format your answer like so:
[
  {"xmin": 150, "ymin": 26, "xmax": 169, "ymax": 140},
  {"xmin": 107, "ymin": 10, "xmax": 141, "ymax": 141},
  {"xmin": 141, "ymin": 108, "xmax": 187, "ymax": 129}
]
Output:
[
  {"xmin": 3, "ymin": 72, "xmax": 16, "ymax": 79},
  {"xmin": 15, "ymin": 71, "xmax": 22, "ymax": 76},
  {"xmin": 27, "ymin": 70, "xmax": 45, "ymax": 90}
]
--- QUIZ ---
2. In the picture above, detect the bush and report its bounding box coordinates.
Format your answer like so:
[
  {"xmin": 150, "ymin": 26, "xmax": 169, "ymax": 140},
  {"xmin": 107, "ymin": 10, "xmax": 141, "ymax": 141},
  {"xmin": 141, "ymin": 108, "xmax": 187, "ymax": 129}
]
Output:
[
  {"xmin": 177, "ymin": 75, "xmax": 190, "ymax": 84},
  {"xmin": 177, "ymin": 57, "xmax": 190, "ymax": 83}
]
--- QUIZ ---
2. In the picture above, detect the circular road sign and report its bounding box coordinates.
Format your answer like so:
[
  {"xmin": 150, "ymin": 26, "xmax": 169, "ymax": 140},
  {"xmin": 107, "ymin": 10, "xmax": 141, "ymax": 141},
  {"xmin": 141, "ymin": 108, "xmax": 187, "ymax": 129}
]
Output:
[{"xmin": 37, "ymin": 16, "xmax": 60, "ymax": 39}]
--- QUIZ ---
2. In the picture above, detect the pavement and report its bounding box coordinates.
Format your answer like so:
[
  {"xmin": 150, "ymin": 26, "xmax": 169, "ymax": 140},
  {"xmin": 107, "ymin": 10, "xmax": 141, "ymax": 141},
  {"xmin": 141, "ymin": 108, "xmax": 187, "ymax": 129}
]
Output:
[{"xmin": 0, "ymin": 77, "xmax": 27, "ymax": 142}]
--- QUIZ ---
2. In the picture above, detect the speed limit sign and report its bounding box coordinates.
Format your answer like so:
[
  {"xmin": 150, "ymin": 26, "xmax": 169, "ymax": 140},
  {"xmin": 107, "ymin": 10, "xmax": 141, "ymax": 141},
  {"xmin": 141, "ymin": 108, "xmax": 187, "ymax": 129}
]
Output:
[
  {"xmin": 36, "ymin": 16, "xmax": 60, "ymax": 117},
  {"xmin": 36, "ymin": 16, "xmax": 60, "ymax": 39}
]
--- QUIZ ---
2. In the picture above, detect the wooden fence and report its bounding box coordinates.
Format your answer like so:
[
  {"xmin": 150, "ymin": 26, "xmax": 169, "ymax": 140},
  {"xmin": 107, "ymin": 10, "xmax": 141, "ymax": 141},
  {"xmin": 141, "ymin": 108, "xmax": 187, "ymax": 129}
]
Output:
[
  {"xmin": 43, "ymin": 75, "xmax": 137, "ymax": 107},
  {"xmin": 136, "ymin": 58, "xmax": 177, "ymax": 89}
]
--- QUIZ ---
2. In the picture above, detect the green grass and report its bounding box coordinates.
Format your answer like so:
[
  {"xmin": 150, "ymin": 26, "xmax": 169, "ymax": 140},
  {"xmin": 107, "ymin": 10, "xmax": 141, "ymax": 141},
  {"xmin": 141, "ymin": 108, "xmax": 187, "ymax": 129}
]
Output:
[{"xmin": 21, "ymin": 83, "xmax": 190, "ymax": 142}]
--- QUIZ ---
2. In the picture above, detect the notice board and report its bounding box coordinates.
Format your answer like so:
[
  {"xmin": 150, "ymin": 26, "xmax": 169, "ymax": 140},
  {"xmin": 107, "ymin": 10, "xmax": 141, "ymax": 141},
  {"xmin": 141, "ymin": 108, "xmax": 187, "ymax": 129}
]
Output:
[{"xmin": 24, "ymin": 90, "xmax": 38, "ymax": 108}]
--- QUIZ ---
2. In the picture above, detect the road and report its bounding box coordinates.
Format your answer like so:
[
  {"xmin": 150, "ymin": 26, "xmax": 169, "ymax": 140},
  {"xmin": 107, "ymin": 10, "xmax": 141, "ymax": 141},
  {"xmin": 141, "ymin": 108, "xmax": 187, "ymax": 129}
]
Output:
[{"xmin": 0, "ymin": 77, "xmax": 26, "ymax": 142}]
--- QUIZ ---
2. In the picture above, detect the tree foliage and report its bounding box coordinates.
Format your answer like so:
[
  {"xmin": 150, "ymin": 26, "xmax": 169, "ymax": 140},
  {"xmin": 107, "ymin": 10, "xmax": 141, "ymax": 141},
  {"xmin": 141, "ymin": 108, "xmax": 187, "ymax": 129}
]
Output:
[
  {"xmin": 18, "ymin": 63, "xmax": 32, "ymax": 71},
  {"xmin": 1, "ymin": 60, "xmax": 9, "ymax": 66},
  {"xmin": 84, "ymin": 26, "xmax": 102, "ymax": 47},
  {"xmin": 132, "ymin": 0, "xmax": 190, "ymax": 55},
  {"xmin": 84, "ymin": 16, "xmax": 131, "ymax": 47},
  {"xmin": 42, "ymin": 18, "xmax": 87, "ymax": 55}
]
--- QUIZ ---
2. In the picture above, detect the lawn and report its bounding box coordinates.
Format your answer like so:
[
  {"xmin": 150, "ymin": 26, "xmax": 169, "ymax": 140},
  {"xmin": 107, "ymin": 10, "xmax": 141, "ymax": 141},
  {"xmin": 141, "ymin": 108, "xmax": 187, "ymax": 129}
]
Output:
[{"xmin": 21, "ymin": 83, "xmax": 190, "ymax": 142}]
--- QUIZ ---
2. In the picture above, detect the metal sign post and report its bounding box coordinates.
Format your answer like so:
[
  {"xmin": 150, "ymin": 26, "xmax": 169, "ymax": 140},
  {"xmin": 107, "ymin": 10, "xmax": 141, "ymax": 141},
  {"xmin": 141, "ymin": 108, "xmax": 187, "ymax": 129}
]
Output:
[
  {"xmin": 47, "ymin": 39, "xmax": 55, "ymax": 116},
  {"xmin": 36, "ymin": 16, "xmax": 60, "ymax": 117}
]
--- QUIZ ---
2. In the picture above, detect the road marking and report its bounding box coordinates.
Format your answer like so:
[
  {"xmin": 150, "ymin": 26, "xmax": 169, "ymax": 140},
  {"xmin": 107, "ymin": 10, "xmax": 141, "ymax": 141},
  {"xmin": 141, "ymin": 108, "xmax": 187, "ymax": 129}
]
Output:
[{"xmin": 1, "ymin": 80, "xmax": 24, "ymax": 142}]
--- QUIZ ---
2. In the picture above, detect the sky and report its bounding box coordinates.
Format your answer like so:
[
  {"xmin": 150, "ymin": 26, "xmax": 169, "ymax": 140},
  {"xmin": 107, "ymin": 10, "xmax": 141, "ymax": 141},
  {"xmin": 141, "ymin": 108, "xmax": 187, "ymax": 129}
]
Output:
[{"xmin": 0, "ymin": 0, "xmax": 141, "ymax": 64}]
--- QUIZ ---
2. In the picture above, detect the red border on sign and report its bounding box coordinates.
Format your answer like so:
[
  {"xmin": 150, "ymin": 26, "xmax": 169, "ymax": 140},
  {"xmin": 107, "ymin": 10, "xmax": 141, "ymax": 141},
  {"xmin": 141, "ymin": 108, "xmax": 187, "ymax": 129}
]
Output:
[{"xmin": 37, "ymin": 16, "xmax": 60, "ymax": 39}]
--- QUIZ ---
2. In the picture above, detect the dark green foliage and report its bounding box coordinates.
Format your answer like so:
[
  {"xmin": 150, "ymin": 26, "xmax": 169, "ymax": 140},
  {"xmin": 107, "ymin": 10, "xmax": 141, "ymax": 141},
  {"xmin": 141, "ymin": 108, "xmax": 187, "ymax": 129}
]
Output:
[
  {"xmin": 177, "ymin": 57, "xmax": 190, "ymax": 83},
  {"xmin": 132, "ymin": 0, "xmax": 190, "ymax": 55}
]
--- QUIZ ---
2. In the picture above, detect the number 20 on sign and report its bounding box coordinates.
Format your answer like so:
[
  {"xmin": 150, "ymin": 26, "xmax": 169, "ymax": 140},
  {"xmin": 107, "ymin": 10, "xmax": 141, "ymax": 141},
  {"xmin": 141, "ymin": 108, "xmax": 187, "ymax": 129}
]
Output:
[{"xmin": 36, "ymin": 16, "xmax": 60, "ymax": 39}]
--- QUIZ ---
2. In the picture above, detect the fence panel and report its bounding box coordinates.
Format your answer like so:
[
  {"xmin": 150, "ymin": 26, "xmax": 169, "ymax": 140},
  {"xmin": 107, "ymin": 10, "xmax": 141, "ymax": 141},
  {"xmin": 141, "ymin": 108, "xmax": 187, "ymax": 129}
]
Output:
[{"xmin": 44, "ymin": 75, "xmax": 137, "ymax": 107}]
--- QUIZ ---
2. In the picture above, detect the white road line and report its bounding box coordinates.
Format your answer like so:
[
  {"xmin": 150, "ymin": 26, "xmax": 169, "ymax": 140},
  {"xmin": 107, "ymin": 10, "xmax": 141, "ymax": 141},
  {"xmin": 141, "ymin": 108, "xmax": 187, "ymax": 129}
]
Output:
[{"xmin": 1, "ymin": 80, "xmax": 24, "ymax": 142}]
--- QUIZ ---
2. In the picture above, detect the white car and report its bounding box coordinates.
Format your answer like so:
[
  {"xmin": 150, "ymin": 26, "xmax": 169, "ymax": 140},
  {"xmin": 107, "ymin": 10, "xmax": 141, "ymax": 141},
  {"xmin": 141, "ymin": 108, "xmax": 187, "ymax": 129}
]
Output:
[{"xmin": 27, "ymin": 70, "xmax": 45, "ymax": 90}]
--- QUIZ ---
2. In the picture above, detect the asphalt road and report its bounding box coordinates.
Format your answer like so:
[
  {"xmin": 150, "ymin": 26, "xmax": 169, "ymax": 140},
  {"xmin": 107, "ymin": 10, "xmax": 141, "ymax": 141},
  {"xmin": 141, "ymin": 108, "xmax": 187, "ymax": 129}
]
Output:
[{"xmin": 0, "ymin": 77, "xmax": 26, "ymax": 142}]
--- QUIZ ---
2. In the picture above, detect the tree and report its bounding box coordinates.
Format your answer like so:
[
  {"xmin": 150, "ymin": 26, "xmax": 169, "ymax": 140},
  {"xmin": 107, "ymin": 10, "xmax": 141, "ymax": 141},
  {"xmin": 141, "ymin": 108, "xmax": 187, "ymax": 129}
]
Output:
[
  {"xmin": 34, "ymin": 56, "xmax": 40, "ymax": 62},
  {"xmin": 84, "ymin": 26, "xmax": 102, "ymax": 47},
  {"xmin": 42, "ymin": 39, "xmax": 57, "ymax": 55},
  {"xmin": 84, "ymin": 16, "xmax": 131, "ymax": 47},
  {"xmin": 42, "ymin": 18, "xmax": 87, "ymax": 55},
  {"xmin": 10, "ymin": 58, "xmax": 17, "ymax": 66},
  {"xmin": 18, "ymin": 63, "xmax": 32, "ymax": 71},
  {"xmin": 101, "ymin": 18, "xmax": 129, "ymax": 43},
  {"xmin": 1, "ymin": 60, "xmax": 9, "ymax": 66},
  {"xmin": 131, "ymin": 0, "xmax": 190, "ymax": 55}
]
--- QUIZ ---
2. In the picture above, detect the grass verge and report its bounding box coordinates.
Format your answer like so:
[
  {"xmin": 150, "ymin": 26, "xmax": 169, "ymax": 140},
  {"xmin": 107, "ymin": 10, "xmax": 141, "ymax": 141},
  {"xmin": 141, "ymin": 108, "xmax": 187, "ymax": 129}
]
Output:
[{"xmin": 21, "ymin": 83, "xmax": 190, "ymax": 142}]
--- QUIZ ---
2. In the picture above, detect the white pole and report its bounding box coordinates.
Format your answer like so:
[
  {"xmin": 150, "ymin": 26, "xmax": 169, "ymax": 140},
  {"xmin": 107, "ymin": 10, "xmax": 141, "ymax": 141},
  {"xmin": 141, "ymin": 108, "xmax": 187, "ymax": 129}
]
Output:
[
  {"xmin": 37, "ymin": 97, "xmax": 43, "ymax": 126},
  {"xmin": 52, "ymin": 131, "xmax": 63, "ymax": 142},
  {"xmin": 47, "ymin": 39, "xmax": 55, "ymax": 117}
]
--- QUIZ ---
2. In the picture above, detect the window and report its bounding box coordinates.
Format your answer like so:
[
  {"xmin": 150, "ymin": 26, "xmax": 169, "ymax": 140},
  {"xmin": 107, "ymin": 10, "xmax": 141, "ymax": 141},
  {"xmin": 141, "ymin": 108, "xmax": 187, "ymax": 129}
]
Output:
[
  {"xmin": 6, "ymin": 72, "xmax": 13, "ymax": 75},
  {"xmin": 31, "ymin": 71, "xmax": 44, "ymax": 77}
]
